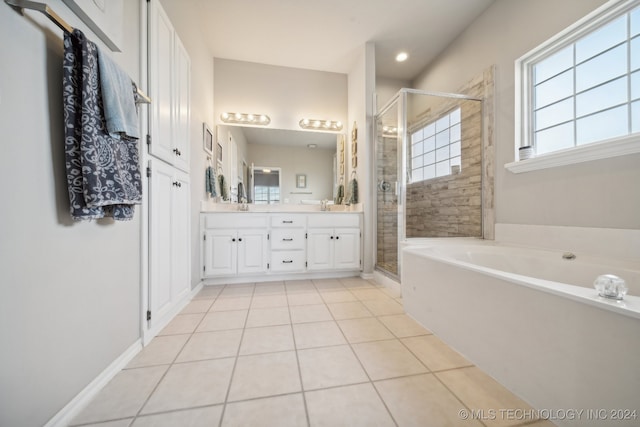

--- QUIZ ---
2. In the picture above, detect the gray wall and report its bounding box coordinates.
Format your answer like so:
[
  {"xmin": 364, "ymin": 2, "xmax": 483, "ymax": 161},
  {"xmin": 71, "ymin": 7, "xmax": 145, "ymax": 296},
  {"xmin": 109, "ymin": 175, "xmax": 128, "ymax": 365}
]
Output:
[
  {"xmin": 0, "ymin": 2, "xmax": 142, "ymax": 426},
  {"xmin": 412, "ymin": 0, "xmax": 640, "ymax": 230}
]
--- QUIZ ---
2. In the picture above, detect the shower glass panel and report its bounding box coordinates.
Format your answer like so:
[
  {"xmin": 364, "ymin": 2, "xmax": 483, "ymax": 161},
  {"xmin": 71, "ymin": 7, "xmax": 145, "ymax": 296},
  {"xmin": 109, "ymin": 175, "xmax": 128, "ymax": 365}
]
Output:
[
  {"xmin": 404, "ymin": 91, "xmax": 483, "ymax": 238},
  {"xmin": 375, "ymin": 98, "xmax": 400, "ymax": 277},
  {"xmin": 374, "ymin": 89, "xmax": 483, "ymax": 279}
]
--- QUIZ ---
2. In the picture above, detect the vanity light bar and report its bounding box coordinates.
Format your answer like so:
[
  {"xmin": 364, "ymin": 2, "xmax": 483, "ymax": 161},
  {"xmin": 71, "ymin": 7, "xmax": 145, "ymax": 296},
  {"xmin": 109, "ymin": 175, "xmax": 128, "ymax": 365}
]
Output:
[
  {"xmin": 382, "ymin": 126, "xmax": 398, "ymax": 136},
  {"xmin": 220, "ymin": 112, "xmax": 270, "ymax": 126},
  {"xmin": 299, "ymin": 118, "xmax": 343, "ymax": 131}
]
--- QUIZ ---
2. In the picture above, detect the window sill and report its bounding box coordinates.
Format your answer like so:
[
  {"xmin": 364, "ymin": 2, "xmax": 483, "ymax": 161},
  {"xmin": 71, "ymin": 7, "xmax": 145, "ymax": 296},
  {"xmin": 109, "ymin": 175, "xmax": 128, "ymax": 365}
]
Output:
[{"xmin": 504, "ymin": 135, "xmax": 640, "ymax": 174}]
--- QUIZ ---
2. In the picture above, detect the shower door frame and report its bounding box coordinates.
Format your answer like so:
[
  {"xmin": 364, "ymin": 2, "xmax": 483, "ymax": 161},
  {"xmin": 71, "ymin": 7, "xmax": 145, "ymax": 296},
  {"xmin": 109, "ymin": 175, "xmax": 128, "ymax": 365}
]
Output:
[{"xmin": 374, "ymin": 88, "xmax": 483, "ymax": 280}]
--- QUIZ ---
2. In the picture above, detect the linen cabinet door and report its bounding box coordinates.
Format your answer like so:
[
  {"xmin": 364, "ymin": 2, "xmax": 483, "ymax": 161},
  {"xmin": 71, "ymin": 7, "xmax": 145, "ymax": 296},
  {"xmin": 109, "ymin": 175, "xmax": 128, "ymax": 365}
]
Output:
[
  {"xmin": 171, "ymin": 171, "xmax": 190, "ymax": 300},
  {"xmin": 149, "ymin": 160, "xmax": 175, "ymax": 325},
  {"xmin": 172, "ymin": 34, "xmax": 190, "ymax": 173},
  {"xmin": 148, "ymin": 0, "xmax": 174, "ymax": 165}
]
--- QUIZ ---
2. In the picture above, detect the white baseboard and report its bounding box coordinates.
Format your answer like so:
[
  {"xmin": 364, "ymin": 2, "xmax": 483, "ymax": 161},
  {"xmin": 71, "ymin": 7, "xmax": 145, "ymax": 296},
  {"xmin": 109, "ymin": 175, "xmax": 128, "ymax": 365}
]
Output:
[
  {"xmin": 372, "ymin": 270, "xmax": 402, "ymax": 296},
  {"xmin": 201, "ymin": 271, "xmax": 361, "ymax": 286},
  {"xmin": 44, "ymin": 339, "xmax": 142, "ymax": 427}
]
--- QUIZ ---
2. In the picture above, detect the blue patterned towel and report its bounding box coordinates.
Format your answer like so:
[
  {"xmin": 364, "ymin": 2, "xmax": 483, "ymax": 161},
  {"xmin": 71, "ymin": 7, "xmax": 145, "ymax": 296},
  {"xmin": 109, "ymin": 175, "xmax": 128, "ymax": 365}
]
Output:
[
  {"xmin": 205, "ymin": 166, "xmax": 217, "ymax": 197},
  {"xmin": 348, "ymin": 177, "xmax": 358, "ymax": 204},
  {"xmin": 219, "ymin": 174, "xmax": 228, "ymax": 201},
  {"xmin": 97, "ymin": 48, "xmax": 140, "ymax": 140},
  {"xmin": 334, "ymin": 184, "xmax": 344, "ymax": 205},
  {"xmin": 63, "ymin": 29, "xmax": 142, "ymax": 221}
]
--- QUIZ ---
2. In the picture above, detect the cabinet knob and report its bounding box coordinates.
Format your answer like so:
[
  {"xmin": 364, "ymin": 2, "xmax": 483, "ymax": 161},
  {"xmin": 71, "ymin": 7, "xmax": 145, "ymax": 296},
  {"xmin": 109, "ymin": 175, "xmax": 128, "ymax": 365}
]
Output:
[
  {"xmin": 282, "ymin": 238, "xmax": 293, "ymax": 241},
  {"xmin": 238, "ymin": 238, "xmax": 243, "ymax": 242},
  {"xmin": 330, "ymin": 236, "xmax": 334, "ymax": 240},
  {"xmin": 172, "ymin": 181, "xmax": 181, "ymax": 187},
  {"xmin": 282, "ymin": 260, "xmax": 293, "ymax": 264},
  {"xmin": 336, "ymin": 236, "xmax": 340, "ymax": 240},
  {"xmin": 173, "ymin": 148, "xmax": 181, "ymax": 156},
  {"xmin": 232, "ymin": 238, "xmax": 236, "ymax": 242}
]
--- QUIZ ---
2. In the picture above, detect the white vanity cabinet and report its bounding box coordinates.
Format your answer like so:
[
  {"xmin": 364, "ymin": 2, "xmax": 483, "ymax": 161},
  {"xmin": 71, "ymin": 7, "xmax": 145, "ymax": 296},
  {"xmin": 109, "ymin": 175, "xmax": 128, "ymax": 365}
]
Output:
[
  {"xmin": 200, "ymin": 212, "xmax": 361, "ymax": 281},
  {"xmin": 202, "ymin": 214, "xmax": 269, "ymax": 277},
  {"xmin": 307, "ymin": 214, "xmax": 361, "ymax": 271},
  {"xmin": 269, "ymin": 214, "xmax": 306, "ymax": 273}
]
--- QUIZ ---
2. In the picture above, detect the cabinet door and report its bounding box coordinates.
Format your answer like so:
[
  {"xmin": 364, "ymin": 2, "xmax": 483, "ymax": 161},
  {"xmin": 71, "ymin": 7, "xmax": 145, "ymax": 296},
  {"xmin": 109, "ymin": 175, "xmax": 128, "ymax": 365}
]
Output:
[
  {"xmin": 237, "ymin": 230, "xmax": 268, "ymax": 274},
  {"xmin": 307, "ymin": 228, "xmax": 334, "ymax": 271},
  {"xmin": 334, "ymin": 228, "xmax": 360, "ymax": 270},
  {"xmin": 148, "ymin": 0, "xmax": 174, "ymax": 165},
  {"xmin": 203, "ymin": 230, "xmax": 237, "ymax": 277},
  {"xmin": 149, "ymin": 160, "xmax": 175, "ymax": 323},
  {"xmin": 173, "ymin": 34, "xmax": 190, "ymax": 173},
  {"xmin": 171, "ymin": 171, "xmax": 190, "ymax": 300}
]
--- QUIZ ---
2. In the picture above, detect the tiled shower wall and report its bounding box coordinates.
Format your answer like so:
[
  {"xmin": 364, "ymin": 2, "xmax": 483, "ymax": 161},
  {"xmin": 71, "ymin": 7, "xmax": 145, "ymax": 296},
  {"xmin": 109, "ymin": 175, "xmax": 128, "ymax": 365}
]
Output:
[
  {"xmin": 406, "ymin": 69, "xmax": 494, "ymax": 238},
  {"xmin": 406, "ymin": 98, "xmax": 483, "ymax": 237}
]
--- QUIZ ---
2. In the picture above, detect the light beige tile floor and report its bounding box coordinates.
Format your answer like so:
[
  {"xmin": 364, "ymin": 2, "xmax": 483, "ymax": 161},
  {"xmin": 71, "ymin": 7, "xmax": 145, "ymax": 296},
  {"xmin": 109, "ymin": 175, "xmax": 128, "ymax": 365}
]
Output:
[{"xmin": 70, "ymin": 277, "xmax": 547, "ymax": 427}]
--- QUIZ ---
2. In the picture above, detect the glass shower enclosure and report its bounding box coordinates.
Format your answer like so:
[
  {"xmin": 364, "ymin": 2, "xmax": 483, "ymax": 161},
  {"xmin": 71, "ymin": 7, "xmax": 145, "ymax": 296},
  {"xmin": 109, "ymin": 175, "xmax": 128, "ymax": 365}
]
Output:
[{"xmin": 374, "ymin": 89, "xmax": 484, "ymax": 279}]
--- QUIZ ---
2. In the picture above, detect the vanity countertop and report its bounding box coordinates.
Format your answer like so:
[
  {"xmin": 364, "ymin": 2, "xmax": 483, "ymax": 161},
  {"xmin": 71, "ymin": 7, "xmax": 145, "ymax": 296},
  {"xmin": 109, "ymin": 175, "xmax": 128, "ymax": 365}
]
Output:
[{"xmin": 200, "ymin": 201, "xmax": 362, "ymax": 214}]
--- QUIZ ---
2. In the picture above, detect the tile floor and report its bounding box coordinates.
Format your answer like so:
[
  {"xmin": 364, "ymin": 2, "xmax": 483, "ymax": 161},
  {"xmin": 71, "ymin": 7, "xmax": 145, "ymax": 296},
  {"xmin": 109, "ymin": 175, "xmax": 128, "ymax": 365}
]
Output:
[{"xmin": 70, "ymin": 278, "xmax": 555, "ymax": 427}]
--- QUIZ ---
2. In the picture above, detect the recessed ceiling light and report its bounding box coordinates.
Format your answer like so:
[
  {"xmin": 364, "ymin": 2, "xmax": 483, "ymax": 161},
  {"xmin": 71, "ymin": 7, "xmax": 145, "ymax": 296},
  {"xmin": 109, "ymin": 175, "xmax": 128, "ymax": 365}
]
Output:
[
  {"xmin": 396, "ymin": 52, "xmax": 408, "ymax": 62},
  {"xmin": 307, "ymin": 144, "xmax": 317, "ymax": 149}
]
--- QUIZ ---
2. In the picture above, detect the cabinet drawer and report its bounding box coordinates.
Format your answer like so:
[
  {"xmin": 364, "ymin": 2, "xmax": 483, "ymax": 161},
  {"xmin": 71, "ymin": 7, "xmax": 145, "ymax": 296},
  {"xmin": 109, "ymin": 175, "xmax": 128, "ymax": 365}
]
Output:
[
  {"xmin": 271, "ymin": 214, "xmax": 306, "ymax": 228},
  {"xmin": 270, "ymin": 229, "xmax": 306, "ymax": 250},
  {"xmin": 307, "ymin": 213, "xmax": 360, "ymax": 228},
  {"xmin": 203, "ymin": 213, "xmax": 268, "ymax": 229},
  {"xmin": 270, "ymin": 251, "xmax": 306, "ymax": 272}
]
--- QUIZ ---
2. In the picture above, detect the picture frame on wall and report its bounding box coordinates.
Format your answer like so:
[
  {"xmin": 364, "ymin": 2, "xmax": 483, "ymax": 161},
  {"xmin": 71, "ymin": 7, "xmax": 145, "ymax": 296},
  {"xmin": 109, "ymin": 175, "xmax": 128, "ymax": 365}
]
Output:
[
  {"xmin": 203, "ymin": 123, "xmax": 213, "ymax": 155},
  {"xmin": 216, "ymin": 143, "xmax": 223, "ymax": 164},
  {"xmin": 296, "ymin": 174, "xmax": 307, "ymax": 188}
]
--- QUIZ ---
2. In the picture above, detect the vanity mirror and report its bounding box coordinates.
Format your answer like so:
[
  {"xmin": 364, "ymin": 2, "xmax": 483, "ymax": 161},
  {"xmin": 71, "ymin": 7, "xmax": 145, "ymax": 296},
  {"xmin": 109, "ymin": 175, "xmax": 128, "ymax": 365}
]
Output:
[{"xmin": 219, "ymin": 125, "xmax": 345, "ymax": 204}]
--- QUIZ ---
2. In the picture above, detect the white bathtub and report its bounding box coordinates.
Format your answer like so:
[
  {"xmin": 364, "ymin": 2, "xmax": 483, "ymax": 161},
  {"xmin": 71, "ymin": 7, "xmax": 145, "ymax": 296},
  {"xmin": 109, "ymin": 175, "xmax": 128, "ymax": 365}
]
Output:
[{"xmin": 402, "ymin": 239, "xmax": 640, "ymax": 427}]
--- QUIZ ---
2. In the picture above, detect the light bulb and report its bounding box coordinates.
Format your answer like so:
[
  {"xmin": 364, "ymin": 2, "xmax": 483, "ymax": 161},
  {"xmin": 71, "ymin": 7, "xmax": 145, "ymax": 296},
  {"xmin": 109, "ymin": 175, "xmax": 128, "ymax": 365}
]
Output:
[{"xmin": 396, "ymin": 52, "xmax": 408, "ymax": 62}]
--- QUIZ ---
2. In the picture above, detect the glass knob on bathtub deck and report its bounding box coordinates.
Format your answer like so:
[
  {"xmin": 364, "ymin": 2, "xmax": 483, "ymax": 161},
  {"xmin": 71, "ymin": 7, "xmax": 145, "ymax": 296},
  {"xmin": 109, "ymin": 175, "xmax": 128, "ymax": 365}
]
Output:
[{"xmin": 594, "ymin": 274, "xmax": 628, "ymax": 300}]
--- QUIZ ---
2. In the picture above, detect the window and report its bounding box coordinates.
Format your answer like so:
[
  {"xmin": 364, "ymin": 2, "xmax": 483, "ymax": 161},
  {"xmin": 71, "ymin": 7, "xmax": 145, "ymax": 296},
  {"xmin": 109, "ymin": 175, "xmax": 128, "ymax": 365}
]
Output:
[
  {"xmin": 410, "ymin": 108, "xmax": 462, "ymax": 183},
  {"xmin": 511, "ymin": 0, "xmax": 640, "ymax": 173},
  {"xmin": 253, "ymin": 185, "xmax": 280, "ymax": 204}
]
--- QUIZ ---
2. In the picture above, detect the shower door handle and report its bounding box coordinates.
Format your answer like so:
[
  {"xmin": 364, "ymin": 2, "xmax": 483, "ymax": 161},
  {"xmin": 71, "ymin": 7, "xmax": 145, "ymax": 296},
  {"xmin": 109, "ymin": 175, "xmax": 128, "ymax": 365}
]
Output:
[
  {"xmin": 378, "ymin": 181, "xmax": 391, "ymax": 192},
  {"xmin": 394, "ymin": 181, "xmax": 399, "ymax": 196}
]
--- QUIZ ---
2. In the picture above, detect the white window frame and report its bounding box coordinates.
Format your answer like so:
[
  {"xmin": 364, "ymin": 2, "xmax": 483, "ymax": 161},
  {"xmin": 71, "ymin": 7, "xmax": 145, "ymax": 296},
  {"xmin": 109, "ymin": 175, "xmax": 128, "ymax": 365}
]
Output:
[{"xmin": 508, "ymin": 0, "xmax": 640, "ymax": 173}]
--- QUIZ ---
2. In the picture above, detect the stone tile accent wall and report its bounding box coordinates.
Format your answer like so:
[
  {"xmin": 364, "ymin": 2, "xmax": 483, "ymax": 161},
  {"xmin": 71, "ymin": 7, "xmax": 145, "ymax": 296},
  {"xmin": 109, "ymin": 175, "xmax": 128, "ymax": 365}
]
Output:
[{"xmin": 406, "ymin": 67, "xmax": 495, "ymax": 238}]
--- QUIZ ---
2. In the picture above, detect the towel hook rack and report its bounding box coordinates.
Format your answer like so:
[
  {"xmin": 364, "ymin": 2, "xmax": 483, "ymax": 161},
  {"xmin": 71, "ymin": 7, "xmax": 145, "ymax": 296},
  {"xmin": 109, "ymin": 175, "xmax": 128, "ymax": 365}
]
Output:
[{"xmin": 5, "ymin": 0, "xmax": 151, "ymax": 104}]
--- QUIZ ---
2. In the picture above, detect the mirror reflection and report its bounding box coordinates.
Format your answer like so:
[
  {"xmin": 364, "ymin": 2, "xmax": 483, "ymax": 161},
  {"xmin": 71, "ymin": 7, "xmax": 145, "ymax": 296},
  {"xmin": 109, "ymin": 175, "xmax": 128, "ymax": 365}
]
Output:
[{"xmin": 220, "ymin": 126, "xmax": 344, "ymax": 204}]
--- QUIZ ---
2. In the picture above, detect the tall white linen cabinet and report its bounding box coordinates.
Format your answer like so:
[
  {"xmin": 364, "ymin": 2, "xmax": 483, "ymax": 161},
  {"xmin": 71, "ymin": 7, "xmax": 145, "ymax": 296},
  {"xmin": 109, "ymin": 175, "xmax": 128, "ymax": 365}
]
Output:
[{"xmin": 147, "ymin": 0, "xmax": 192, "ymax": 336}]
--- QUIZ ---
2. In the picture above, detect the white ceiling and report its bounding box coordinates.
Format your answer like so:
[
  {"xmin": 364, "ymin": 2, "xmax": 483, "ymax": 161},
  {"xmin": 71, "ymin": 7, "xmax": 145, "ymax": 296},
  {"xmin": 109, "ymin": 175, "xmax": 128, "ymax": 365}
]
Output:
[{"xmin": 194, "ymin": 0, "xmax": 495, "ymax": 81}]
